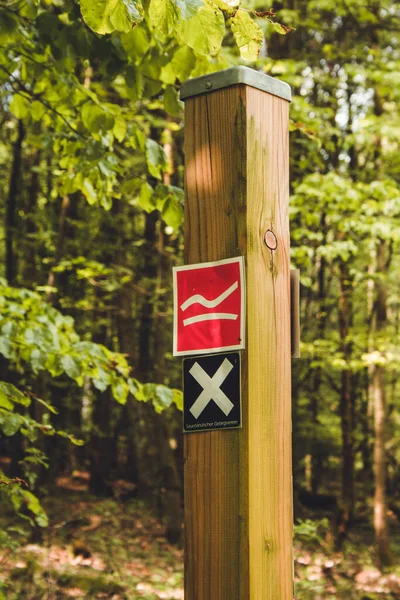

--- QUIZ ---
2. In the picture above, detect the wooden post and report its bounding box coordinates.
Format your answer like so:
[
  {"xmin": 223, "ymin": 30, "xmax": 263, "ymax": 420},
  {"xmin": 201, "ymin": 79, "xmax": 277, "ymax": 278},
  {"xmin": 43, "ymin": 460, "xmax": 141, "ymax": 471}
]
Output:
[
  {"xmin": 181, "ymin": 67, "xmax": 293, "ymax": 600},
  {"xmin": 291, "ymin": 269, "xmax": 300, "ymax": 359}
]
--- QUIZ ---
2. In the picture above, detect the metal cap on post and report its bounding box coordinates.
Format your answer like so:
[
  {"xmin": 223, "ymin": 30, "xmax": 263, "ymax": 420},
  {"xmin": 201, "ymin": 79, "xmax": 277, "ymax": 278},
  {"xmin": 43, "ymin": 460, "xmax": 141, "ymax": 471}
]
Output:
[
  {"xmin": 180, "ymin": 66, "xmax": 292, "ymax": 102},
  {"xmin": 182, "ymin": 67, "xmax": 293, "ymax": 599}
]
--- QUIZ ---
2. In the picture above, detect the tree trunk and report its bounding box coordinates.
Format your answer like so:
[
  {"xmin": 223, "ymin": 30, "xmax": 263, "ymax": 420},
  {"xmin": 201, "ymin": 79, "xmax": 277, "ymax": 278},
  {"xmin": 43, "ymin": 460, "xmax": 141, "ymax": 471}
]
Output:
[
  {"xmin": 6, "ymin": 119, "xmax": 25, "ymax": 285},
  {"xmin": 87, "ymin": 203, "xmax": 122, "ymax": 495},
  {"xmin": 138, "ymin": 211, "xmax": 158, "ymax": 378},
  {"xmin": 370, "ymin": 240, "xmax": 391, "ymax": 566},
  {"xmin": 22, "ymin": 149, "xmax": 41, "ymax": 284},
  {"xmin": 44, "ymin": 192, "xmax": 84, "ymax": 480},
  {"xmin": 337, "ymin": 260, "xmax": 355, "ymax": 540},
  {"xmin": 131, "ymin": 209, "xmax": 182, "ymax": 542},
  {"xmin": 89, "ymin": 386, "xmax": 115, "ymax": 496},
  {"xmin": 369, "ymin": 83, "xmax": 391, "ymax": 567},
  {"xmin": 310, "ymin": 230, "xmax": 328, "ymax": 494},
  {"xmin": 371, "ymin": 364, "xmax": 391, "ymax": 566},
  {"xmin": 339, "ymin": 369, "xmax": 354, "ymax": 521},
  {"xmin": 47, "ymin": 195, "xmax": 71, "ymax": 298},
  {"xmin": 360, "ymin": 372, "xmax": 372, "ymax": 484}
]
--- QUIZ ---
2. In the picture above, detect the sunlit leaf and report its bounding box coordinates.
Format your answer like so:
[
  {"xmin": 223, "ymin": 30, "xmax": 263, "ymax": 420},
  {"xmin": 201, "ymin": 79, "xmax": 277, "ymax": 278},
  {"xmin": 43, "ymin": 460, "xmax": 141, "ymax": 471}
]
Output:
[
  {"xmin": 9, "ymin": 95, "xmax": 30, "ymax": 119},
  {"xmin": 161, "ymin": 194, "xmax": 183, "ymax": 228},
  {"xmin": 138, "ymin": 182, "xmax": 156, "ymax": 212},
  {"xmin": 61, "ymin": 355, "xmax": 82, "ymax": 380},
  {"xmin": 146, "ymin": 139, "xmax": 168, "ymax": 179},
  {"xmin": 0, "ymin": 411, "xmax": 24, "ymax": 436},
  {"xmin": 164, "ymin": 85, "xmax": 183, "ymax": 117},
  {"xmin": 180, "ymin": 3, "xmax": 224, "ymax": 56},
  {"xmin": 148, "ymin": 0, "xmax": 178, "ymax": 40},
  {"xmin": 231, "ymin": 10, "xmax": 263, "ymax": 61},
  {"xmin": 80, "ymin": 0, "xmax": 143, "ymax": 34},
  {"xmin": 176, "ymin": 0, "xmax": 203, "ymax": 20}
]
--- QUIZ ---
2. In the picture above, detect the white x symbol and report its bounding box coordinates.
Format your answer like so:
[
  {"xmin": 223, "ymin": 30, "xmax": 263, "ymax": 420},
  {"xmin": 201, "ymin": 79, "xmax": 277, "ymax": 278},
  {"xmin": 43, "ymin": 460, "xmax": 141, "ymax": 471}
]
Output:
[{"xmin": 189, "ymin": 359, "xmax": 234, "ymax": 419}]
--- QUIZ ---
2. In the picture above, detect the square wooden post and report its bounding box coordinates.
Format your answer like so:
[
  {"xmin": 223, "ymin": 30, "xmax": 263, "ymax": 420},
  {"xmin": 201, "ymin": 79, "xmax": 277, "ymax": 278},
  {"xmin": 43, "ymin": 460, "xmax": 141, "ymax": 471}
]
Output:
[{"xmin": 181, "ymin": 66, "xmax": 293, "ymax": 600}]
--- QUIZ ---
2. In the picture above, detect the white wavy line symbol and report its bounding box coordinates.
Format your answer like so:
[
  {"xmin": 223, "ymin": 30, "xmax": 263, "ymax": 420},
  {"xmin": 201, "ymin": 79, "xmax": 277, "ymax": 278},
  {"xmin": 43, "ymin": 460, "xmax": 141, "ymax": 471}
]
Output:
[{"xmin": 181, "ymin": 281, "xmax": 238, "ymax": 326}]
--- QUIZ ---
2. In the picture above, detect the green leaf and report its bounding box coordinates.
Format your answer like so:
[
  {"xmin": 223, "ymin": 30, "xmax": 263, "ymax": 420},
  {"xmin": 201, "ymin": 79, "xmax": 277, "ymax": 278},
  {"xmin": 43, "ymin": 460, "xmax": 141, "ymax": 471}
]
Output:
[
  {"xmin": 46, "ymin": 354, "xmax": 63, "ymax": 378},
  {"xmin": 170, "ymin": 46, "xmax": 196, "ymax": 82},
  {"xmin": 153, "ymin": 384, "xmax": 173, "ymax": 412},
  {"xmin": 153, "ymin": 183, "xmax": 183, "ymax": 225},
  {"xmin": 80, "ymin": 0, "xmax": 143, "ymax": 35},
  {"xmin": 213, "ymin": 0, "xmax": 237, "ymax": 14},
  {"xmin": 113, "ymin": 117, "xmax": 127, "ymax": 142},
  {"xmin": 148, "ymin": 0, "xmax": 178, "ymax": 41},
  {"xmin": 128, "ymin": 377, "xmax": 141, "ymax": 394},
  {"xmin": 138, "ymin": 182, "xmax": 156, "ymax": 212},
  {"xmin": 56, "ymin": 430, "xmax": 85, "ymax": 446},
  {"xmin": 20, "ymin": 0, "xmax": 37, "ymax": 19},
  {"xmin": 135, "ymin": 383, "xmax": 180, "ymax": 412},
  {"xmin": 61, "ymin": 355, "xmax": 82, "ymax": 380},
  {"xmin": 24, "ymin": 328, "xmax": 37, "ymax": 345},
  {"xmin": 146, "ymin": 139, "xmax": 168, "ymax": 179},
  {"xmin": 0, "ymin": 336, "xmax": 12, "ymax": 359},
  {"xmin": 35, "ymin": 396, "xmax": 57, "ymax": 415},
  {"xmin": 120, "ymin": 26, "xmax": 150, "ymax": 61},
  {"xmin": 125, "ymin": 65, "xmax": 143, "ymax": 101},
  {"xmin": 82, "ymin": 179, "xmax": 98, "ymax": 205},
  {"xmin": 0, "ymin": 411, "xmax": 24, "ymax": 436},
  {"xmin": 0, "ymin": 11, "xmax": 19, "ymax": 44},
  {"xmin": 176, "ymin": 0, "xmax": 203, "ymax": 20},
  {"xmin": 160, "ymin": 62, "xmax": 176, "ymax": 85},
  {"xmin": 271, "ymin": 21, "xmax": 289, "ymax": 35},
  {"xmin": 231, "ymin": 10, "xmax": 263, "ymax": 61},
  {"xmin": 134, "ymin": 385, "xmax": 146, "ymax": 402},
  {"xmin": 172, "ymin": 388, "xmax": 183, "ymax": 411},
  {"xmin": 0, "ymin": 394, "xmax": 13, "ymax": 410},
  {"xmin": 110, "ymin": 0, "xmax": 144, "ymax": 31},
  {"xmin": 164, "ymin": 85, "xmax": 183, "ymax": 117},
  {"xmin": 30, "ymin": 101, "xmax": 46, "ymax": 122},
  {"xmin": 154, "ymin": 183, "xmax": 169, "ymax": 210},
  {"xmin": 30, "ymin": 348, "xmax": 45, "ymax": 372},
  {"xmin": 9, "ymin": 95, "xmax": 30, "ymax": 120},
  {"xmin": 0, "ymin": 382, "xmax": 30, "ymax": 407},
  {"xmin": 81, "ymin": 103, "xmax": 114, "ymax": 134},
  {"xmin": 161, "ymin": 194, "xmax": 183, "ymax": 228},
  {"xmin": 180, "ymin": 4, "xmax": 225, "ymax": 56},
  {"xmin": 22, "ymin": 491, "xmax": 48, "ymax": 527},
  {"xmin": 111, "ymin": 379, "xmax": 129, "ymax": 404},
  {"xmin": 92, "ymin": 367, "xmax": 110, "ymax": 391}
]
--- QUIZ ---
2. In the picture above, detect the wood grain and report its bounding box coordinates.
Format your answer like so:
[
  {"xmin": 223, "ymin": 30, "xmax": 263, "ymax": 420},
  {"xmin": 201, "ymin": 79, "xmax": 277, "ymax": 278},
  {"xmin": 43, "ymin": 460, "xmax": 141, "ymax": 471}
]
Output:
[
  {"xmin": 184, "ymin": 84, "xmax": 292, "ymax": 599},
  {"xmin": 291, "ymin": 269, "xmax": 300, "ymax": 359}
]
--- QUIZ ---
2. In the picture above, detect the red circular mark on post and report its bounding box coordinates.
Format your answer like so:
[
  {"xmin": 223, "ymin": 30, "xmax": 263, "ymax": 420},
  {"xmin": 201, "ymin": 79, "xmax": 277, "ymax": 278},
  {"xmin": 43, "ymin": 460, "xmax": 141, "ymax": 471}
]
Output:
[{"xmin": 264, "ymin": 229, "xmax": 278, "ymax": 251}]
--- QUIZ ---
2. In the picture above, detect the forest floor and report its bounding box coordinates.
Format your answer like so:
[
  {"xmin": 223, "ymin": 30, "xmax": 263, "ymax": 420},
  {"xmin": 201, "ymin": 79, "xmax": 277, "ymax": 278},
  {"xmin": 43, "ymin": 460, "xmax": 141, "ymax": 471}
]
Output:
[
  {"xmin": 293, "ymin": 514, "xmax": 400, "ymax": 599},
  {"xmin": 0, "ymin": 475, "xmax": 399, "ymax": 599}
]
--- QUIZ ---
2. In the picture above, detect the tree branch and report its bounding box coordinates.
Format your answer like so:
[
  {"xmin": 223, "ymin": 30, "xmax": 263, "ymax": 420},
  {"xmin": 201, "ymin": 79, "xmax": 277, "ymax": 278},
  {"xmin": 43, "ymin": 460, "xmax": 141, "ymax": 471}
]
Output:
[{"xmin": 0, "ymin": 64, "xmax": 85, "ymax": 138}]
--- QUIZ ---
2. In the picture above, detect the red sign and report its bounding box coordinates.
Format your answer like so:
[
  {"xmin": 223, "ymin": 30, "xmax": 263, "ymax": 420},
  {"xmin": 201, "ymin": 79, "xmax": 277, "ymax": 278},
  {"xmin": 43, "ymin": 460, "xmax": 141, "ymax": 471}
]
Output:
[{"xmin": 173, "ymin": 257, "xmax": 245, "ymax": 356}]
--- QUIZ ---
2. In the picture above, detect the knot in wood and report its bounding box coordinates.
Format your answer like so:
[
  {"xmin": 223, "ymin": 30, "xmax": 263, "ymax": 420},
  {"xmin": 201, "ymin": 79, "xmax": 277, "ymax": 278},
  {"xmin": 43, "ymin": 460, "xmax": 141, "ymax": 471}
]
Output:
[{"xmin": 264, "ymin": 229, "xmax": 278, "ymax": 251}]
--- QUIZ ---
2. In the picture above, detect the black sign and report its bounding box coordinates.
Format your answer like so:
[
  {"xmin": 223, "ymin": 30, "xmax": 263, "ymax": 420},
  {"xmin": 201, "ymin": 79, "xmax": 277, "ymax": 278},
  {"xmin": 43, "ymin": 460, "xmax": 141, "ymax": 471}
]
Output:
[{"xmin": 183, "ymin": 352, "xmax": 241, "ymax": 433}]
